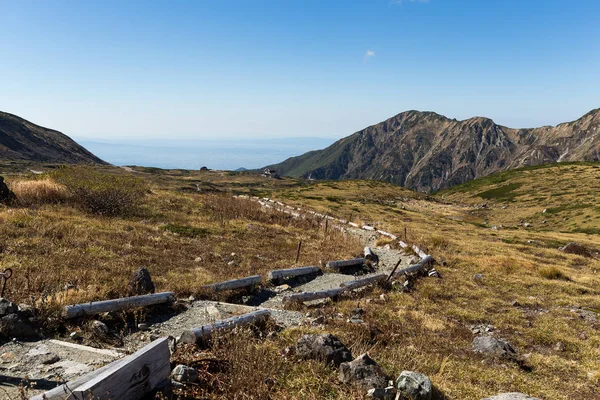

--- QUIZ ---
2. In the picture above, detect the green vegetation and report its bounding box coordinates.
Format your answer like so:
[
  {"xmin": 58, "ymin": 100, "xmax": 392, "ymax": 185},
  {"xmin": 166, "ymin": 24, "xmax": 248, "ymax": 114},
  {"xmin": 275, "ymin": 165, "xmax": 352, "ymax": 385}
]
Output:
[
  {"xmin": 477, "ymin": 183, "xmax": 522, "ymax": 200},
  {"xmin": 161, "ymin": 223, "xmax": 210, "ymax": 238}
]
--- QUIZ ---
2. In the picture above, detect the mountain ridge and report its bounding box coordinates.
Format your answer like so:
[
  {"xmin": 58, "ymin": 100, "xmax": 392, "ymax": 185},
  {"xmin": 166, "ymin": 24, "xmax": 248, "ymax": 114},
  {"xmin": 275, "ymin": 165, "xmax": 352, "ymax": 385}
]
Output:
[
  {"xmin": 0, "ymin": 111, "xmax": 106, "ymax": 164},
  {"xmin": 267, "ymin": 108, "xmax": 600, "ymax": 192}
]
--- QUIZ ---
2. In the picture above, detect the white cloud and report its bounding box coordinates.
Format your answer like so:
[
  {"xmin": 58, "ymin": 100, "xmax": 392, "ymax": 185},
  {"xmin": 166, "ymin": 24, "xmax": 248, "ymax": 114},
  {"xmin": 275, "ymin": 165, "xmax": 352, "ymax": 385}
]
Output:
[
  {"xmin": 391, "ymin": 0, "xmax": 430, "ymax": 5},
  {"xmin": 363, "ymin": 50, "xmax": 375, "ymax": 63}
]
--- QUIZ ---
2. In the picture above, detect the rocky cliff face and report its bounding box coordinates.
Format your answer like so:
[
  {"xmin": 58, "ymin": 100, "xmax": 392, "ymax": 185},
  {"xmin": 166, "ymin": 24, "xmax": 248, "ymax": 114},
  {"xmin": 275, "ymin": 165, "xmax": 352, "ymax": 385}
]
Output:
[
  {"xmin": 0, "ymin": 111, "xmax": 106, "ymax": 164},
  {"xmin": 267, "ymin": 109, "xmax": 600, "ymax": 192}
]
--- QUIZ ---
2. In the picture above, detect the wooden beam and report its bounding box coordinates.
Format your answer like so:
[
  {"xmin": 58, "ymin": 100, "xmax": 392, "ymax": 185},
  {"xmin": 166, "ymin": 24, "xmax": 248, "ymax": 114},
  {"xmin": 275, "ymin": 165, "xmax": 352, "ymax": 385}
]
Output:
[
  {"xmin": 340, "ymin": 274, "xmax": 387, "ymax": 290},
  {"xmin": 362, "ymin": 225, "xmax": 376, "ymax": 231},
  {"xmin": 179, "ymin": 309, "xmax": 271, "ymax": 344},
  {"xmin": 412, "ymin": 245, "xmax": 428, "ymax": 259},
  {"xmin": 326, "ymin": 258, "xmax": 366, "ymax": 271},
  {"xmin": 204, "ymin": 275, "xmax": 262, "ymax": 292},
  {"xmin": 70, "ymin": 338, "xmax": 171, "ymax": 400},
  {"xmin": 377, "ymin": 230, "xmax": 397, "ymax": 240},
  {"xmin": 267, "ymin": 266, "xmax": 321, "ymax": 283},
  {"xmin": 282, "ymin": 288, "xmax": 345, "ymax": 305},
  {"xmin": 62, "ymin": 292, "xmax": 175, "ymax": 319},
  {"xmin": 391, "ymin": 255, "xmax": 434, "ymax": 278},
  {"xmin": 48, "ymin": 339, "xmax": 123, "ymax": 357}
]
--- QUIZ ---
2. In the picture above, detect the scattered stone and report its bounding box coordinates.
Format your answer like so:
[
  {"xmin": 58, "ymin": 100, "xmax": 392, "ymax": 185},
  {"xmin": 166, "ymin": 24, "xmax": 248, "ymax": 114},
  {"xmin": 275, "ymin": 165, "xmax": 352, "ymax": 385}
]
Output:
[
  {"xmin": 17, "ymin": 303, "xmax": 34, "ymax": 318},
  {"xmin": 395, "ymin": 370, "xmax": 432, "ymax": 400},
  {"xmin": 90, "ymin": 320, "xmax": 109, "ymax": 335},
  {"xmin": 379, "ymin": 294, "xmax": 387, "ymax": 302},
  {"xmin": 473, "ymin": 273, "xmax": 484, "ymax": 281},
  {"xmin": 523, "ymin": 223, "xmax": 532, "ymax": 228},
  {"xmin": 70, "ymin": 331, "xmax": 81, "ymax": 340},
  {"xmin": 0, "ymin": 177, "xmax": 16, "ymax": 204},
  {"xmin": 559, "ymin": 242, "xmax": 592, "ymax": 258},
  {"xmin": 472, "ymin": 336, "xmax": 516, "ymax": 359},
  {"xmin": 339, "ymin": 353, "xmax": 388, "ymax": 390},
  {"xmin": 0, "ymin": 298, "xmax": 18, "ymax": 317},
  {"xmin": 482, "ymin": 393, "xmax": 541, "ymax": 400},
  {"xmin": 137, "ymin": 323, "xmax": 150, "ymax": 331},
  {"xmin": 366, "ymin": 386, "xmax": 396, "ymax": 399},
  {"xmin": 205, "ymin": 305, "xmax": 221, "ymax": 320},
  {"xmin": 296, "ymin": 333, "xmax": 352, "ymax": 367},
  {"xmin": 542, "ymin": 209, "xmax": 547, "ymax": 213},
  {"xmin": 194, "ymin": 257, "xmax": 203, "ymax": 263},
  {"xmin": 127, "ymin": 267, "xmax": 155, "ymax": 296},
  {"xmin": 553, "ymin": 341, "xmax": 565, "ymax": 352},
  {"xmin": 171, "ymin": 365, "xmax": 199, "ymax": 383},
  {"xmin": 471, "ymin": 324, "xmax": 495, "ymax": 334},
  {"xmin": 273, "ymin": 284, "xmax": 291, "ymax": 293},
  {"xmin": 511, "ymin": 300, "xmax": 521, "ymax": 307},
  {"xmin": 39, "ymin": 353, "xmax": 61, "ymax": 365}
]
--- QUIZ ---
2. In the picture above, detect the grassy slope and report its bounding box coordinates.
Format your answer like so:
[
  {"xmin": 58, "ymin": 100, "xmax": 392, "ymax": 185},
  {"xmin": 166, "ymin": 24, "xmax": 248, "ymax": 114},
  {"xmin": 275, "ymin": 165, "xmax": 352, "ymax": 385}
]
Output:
[{"xmin": 2, "ymin": 162, "xmax": 599, "ymax": 399}]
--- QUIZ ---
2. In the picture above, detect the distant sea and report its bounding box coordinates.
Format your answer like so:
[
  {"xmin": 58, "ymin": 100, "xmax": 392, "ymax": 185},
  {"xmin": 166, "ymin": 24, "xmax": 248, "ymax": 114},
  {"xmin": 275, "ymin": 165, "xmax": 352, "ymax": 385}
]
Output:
[{"xmin": 75, "ymin": 137, "xmax": 336, "ymax": 171}]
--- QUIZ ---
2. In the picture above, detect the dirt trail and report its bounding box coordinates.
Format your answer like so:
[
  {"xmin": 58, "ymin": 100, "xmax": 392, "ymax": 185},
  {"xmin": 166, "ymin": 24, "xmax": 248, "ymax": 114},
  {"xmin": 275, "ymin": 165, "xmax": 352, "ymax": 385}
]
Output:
[{"xmin": 1, "ymin": 201, "xmax": 412, "ymax": 399}]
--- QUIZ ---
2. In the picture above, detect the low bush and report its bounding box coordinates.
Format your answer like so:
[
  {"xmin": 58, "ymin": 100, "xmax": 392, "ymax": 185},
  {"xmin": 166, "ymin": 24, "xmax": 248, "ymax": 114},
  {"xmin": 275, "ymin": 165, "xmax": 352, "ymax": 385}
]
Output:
[
  {"xmin": 50, "ymin": 166, "xmax": 148, "ymax": 216},
  {"xmin": 538, "ymin": 266, "xmax": 570, "ymax": 281}
]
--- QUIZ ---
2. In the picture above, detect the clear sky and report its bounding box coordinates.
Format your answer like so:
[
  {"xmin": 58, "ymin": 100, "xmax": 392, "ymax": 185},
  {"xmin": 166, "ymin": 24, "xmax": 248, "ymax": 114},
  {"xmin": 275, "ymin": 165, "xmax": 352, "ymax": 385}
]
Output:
[{"xmin": 1, "ymin": 0, "xmax": 599, "ymax": 140}]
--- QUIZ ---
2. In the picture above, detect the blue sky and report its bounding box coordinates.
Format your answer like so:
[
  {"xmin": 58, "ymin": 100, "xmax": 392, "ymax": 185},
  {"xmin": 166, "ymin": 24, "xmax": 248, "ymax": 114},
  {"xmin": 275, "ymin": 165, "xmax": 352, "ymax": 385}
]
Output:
[{"xmin": 1, "ymin": 0, "xmax": 599, "ymax": 140}]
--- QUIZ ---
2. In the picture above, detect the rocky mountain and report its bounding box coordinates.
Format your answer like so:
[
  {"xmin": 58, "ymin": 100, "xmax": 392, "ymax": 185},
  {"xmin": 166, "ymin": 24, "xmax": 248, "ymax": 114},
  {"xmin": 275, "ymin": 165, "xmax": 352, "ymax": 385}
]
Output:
[
  {"xmin": 267, "ymin": 108, "xmax": 600, "ymax": 192},
  {"xmin": 0, "ymin": 111, "xmax": 106, "ymax": 164}
]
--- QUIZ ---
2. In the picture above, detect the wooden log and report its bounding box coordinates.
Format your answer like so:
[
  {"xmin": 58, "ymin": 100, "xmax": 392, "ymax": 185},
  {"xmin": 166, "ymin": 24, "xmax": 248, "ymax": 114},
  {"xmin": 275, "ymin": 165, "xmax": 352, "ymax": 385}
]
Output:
[
  {"xmin": 362, "ymin": 225, "xmax": 376, "ymax": 231},
  {"xmin": 30, "ymin": 338, "xmax": 170, "ymax": 400},
  {"xmin": 326, "ymin": 258, "xmax": 366, "ymax": 271},
  {"xmin": 377, "ymin": 230, "xmax": 397, "ymax": 240},
  {"xmin": 392, "ymin": 255, "xmax": 434, "ymax": 277},
  {"xmin": 62, "ymin": 292, "xmax": 175, "ymax": 319},
  {"xmin": 282, "ymin": 288, "xmax": 345, "ymax": 305},
  {"xmin": 267, "ymin": 266, "xmax": 320, "ymax": 283},
  {"xmin": 179, "ymin": 309, "xmax": 271, "ymax": 344},
  {"xmin": 71, "ymin": 337, "xmax": 171, "ymax": 400},
  {"xmin": 364, "ymin": 247, "xmax": 375, "ymax": 261},
  {"xmin": 412, "ymin": 245, "xmax": 428, "ymax": 259},
  {"xmin": 340, "ymin": 274, "xmax": 387, "ymax": 290},
  {"xmin": 204, "ymin": 275, "xmax": 262, "ymax": 292},
  {"xmin": 348, "ymin": 222, "xmax": 359, "ymax": 228}
]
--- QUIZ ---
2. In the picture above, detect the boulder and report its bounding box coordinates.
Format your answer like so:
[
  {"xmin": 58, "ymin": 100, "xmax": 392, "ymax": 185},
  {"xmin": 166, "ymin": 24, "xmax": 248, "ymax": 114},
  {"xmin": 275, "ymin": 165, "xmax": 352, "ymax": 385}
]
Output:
[
  {"xmin": 482, "ymin": 393, "xmax": 541, "ymax": 400},
  {"xmin": 560, "ymin": 242, "xmax": 592, "ymax": 258},
  {"xmin": 395, "ymin": 371, "xmax": 432, "ymax": 400},
  {"xmin": 89, "ymin": 320, "xmax": 109, "ymax": 335},
  {"xmin": 296, "ymin": 333, "xmax": 352, "ymax": 367},
  {"xmin": 338, "ymin": 353, "xmax": 388, "ymax": 390},
  {"xmin": 171, "ymin": 364, "xmax": 198, "ymax": 383},
  {"xmin": 0, "ymin": 298, "xmax": 18, "ymax": 317},
  {"xmin": 127, "ymin": 267, "xmax": 156, "ymax": 296},
  {"xmin": 472, "ymin": 336, "xmax": 516, "ymax": 359},
  {"xmin": 0, "ymin": 314, "xmax": 38, "ymax": 339},
  {"xmin": 0, "ymin": 177, "xmax": 15, "ymax": 205}
]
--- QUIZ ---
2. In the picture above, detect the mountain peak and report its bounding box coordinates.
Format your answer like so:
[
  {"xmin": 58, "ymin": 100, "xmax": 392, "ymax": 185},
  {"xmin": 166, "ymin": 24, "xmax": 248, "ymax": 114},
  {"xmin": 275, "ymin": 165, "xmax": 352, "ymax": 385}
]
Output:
[
  {"xmin": 0, "ymin": 111, "xmax": 106, "ymax": 164},
  {"xmin": 267, "ymin": 108, "xmax": 600, "ymax": 192}
]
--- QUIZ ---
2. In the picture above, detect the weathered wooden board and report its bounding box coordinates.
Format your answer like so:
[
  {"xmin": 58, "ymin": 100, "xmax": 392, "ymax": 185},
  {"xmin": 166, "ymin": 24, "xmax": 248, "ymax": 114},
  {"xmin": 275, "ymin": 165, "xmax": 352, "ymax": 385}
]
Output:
[
  {"xmin": 362, "ymin": 225, "xmax": 376, "ymax": 231},
  {"xmin": 326, "ymin": 258, "xmax": 366, "ymax": 271},
  {"xmin": 204, "ymin": 275, "xmax": 262, "ymax": 292},
  {"xmin": 180, "ymin": 309, "xmax": 271, "ymax": 344},
  {"xmin": 412, "ymin": 245, "xmax": 428, "ymax": 259},
  {"xmin": 267, "ymin": 266, "xmax": 321, "ymax": 282},
  {"xmin": 70, "ymin": 338, "xmax": 170, "ymax": 400},
  {"xmin": 282, "ymin": 288, "xmax": 345, "ymax": 304},
  {"xmin": 62, "ymin": 292, "xmax": 175, "ymax": 319},
  {"xmin": 340, "ymin": 274, "xmax": 387, "ymax": 290}
]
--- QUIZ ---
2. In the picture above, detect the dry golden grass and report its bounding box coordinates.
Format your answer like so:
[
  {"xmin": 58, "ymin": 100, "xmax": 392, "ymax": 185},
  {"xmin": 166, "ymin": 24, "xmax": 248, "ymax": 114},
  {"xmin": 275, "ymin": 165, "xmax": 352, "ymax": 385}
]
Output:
[
  {"xmin": 1, "ymin": 163, "xmax": 599, "ymax": 399},
  {"xmin": 8, "ymin": 178, "xmax": 68, "ymax": 206}
]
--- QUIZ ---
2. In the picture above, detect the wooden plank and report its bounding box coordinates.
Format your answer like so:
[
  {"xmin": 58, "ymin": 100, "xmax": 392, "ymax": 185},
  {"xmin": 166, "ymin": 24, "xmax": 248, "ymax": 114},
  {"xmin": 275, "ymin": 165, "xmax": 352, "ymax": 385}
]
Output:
[
  {"xmin": 340, "ymin": 274, "xmax": 387, "ymax": 290},
  {"xmin": 30, "ymin": 359, "xmax": 128, "ymax": 400},
  {"xmin": 362, "ymin": 225, "xmax": 376, "ymax": 231},
  {"xmin": 412, "ymin": 245, "xmax": 428, "ymax": 259},
  {"xmin": 377, "ymin": 230, "xmax": 397, "ymax": 240},
  {"xmin": 62, "ymin": 292, "xmax": 175, "ymax": 319},
  {"xmin": 204, "ymin": 275, "xmax": 262, "ymax": 292},
  {"xmin": 398, "ymin": 241, "xmax": 409, "ymax": 248},
  {"xmin": 282, "ymin": 288, "xmax": 345, "ymax": 305},
  {"xmin": 348, "ymin": 222, "xmax": 359, "ymax": 228},
  {"xmin": 71, "ymin": 337, "xmax": 171, "ymax": 400},
  {"xmin": 48, "ymin": 339, "xmax": 123, "ymax": 357},
  {"xmin": 180, "ymin": 309, "xmax": 271, "ymax": 344},
  {"xmin": 326, "ymin": 258, "xmax": 366, "ymax": 271},
  {"xmin": 267, "ymin": 266, "xmax": 321, "ymax": 282}
]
